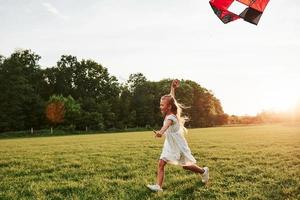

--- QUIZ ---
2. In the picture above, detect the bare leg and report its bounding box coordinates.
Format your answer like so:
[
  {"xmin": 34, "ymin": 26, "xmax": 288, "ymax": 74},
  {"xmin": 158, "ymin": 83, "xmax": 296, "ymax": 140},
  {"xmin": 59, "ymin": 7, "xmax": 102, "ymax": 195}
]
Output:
[
  {"xmin": 182, "ymin": 164, "xmax": 205, "ymax": 174},
  {"xmin": 156, "ymin": 159, "xmax": 167, "ymax": 187}
]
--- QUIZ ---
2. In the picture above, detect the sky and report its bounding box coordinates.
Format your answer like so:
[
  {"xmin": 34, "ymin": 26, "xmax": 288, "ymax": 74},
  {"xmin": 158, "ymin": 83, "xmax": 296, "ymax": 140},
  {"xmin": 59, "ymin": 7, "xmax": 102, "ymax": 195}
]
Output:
[{"xmin": 1, "ymin": 0, "xmax": 300, "ymax": 115}]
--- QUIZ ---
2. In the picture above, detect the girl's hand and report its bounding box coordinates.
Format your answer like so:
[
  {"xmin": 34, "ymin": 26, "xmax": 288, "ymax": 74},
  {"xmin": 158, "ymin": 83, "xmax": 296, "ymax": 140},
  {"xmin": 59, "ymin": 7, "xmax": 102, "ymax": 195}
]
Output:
[
  {"xmin": 153, "ymin": 130, "xmax": 158, "ymax": 137},
  {"xmin": 172, "ymin": 79, "xmax": 180, "ymax": 89},
  {"xmin": 155, "ymin": 132, "xmax": 163, "ymax": 138},
  {"xmin": 153, "ymin": 130, "xmax": 162, "ymax": 138}
]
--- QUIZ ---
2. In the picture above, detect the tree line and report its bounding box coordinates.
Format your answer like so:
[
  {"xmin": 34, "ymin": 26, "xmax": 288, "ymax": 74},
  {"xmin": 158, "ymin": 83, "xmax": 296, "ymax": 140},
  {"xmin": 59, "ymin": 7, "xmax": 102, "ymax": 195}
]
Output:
[
  {"xmin": 0, "ymin": 49, "xmax": 228, "ymax": 133},
  {"xmin": 228, "ymin": 109, "xmax": 300, "ymax": 125}
]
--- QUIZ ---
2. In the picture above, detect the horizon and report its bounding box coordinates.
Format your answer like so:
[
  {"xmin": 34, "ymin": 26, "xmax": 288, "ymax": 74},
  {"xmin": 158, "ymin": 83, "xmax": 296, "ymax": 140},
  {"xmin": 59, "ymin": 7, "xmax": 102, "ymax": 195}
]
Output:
[{"xmin": 1, "ymin": 0, "xmax": 299, "ymax": 116}]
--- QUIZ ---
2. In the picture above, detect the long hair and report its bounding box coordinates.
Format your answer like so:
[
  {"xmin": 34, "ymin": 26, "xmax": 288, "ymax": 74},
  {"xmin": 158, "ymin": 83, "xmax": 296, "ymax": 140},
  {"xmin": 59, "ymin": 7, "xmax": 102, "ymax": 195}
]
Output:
[{"xmin": 161, "ymin": 94, "xmax": 188, "ymax": 134}]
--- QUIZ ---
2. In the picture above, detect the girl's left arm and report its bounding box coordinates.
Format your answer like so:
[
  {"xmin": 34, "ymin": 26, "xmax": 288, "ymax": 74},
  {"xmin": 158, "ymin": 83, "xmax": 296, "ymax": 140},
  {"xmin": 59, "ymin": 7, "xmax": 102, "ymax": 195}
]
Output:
[
  {"xmin": 170, "ymin": 79, "xmax": 179, "ymax": 97},
  {"xmin": 155, "ymin": 120, "xmax": 173, "ymax": 137}
]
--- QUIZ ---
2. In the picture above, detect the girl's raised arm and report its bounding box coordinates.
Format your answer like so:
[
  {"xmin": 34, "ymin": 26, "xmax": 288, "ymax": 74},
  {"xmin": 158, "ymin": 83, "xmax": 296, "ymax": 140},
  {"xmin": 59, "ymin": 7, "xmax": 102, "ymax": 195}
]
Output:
[{"xmin": 170, "ymin": 79, "xmax": 179, "ymax": 97}]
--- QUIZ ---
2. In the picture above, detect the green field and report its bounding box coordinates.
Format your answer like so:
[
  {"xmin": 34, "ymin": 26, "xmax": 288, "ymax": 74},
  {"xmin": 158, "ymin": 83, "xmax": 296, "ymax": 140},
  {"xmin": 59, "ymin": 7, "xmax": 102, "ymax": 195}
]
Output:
[{"xmin": 0, "ymin": 124, "xmax": 299, "ymax": 200}]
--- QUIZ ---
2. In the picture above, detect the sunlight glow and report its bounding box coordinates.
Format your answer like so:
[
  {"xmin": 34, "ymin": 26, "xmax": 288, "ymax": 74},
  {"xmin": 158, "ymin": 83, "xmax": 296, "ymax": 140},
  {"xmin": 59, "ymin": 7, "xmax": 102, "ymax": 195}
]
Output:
[{"xmin": 252, "ymin": 75, "xmax": 299, "ymax": 114}]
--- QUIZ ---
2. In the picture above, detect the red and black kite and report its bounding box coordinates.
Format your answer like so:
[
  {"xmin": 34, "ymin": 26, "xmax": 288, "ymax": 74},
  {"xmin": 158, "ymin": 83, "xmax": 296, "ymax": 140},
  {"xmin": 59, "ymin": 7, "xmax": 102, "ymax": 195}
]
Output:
[{"xmin": 209, "ymin": 0, "xmax": 270, "ymax": 25}]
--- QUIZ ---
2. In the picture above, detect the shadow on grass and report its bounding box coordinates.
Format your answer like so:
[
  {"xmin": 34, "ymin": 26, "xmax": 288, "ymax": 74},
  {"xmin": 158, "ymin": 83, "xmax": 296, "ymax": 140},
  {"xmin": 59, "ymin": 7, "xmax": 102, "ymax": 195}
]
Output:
[
  {"xmin": 168, "ymin": 181, "xmax": 207, "ymax": 200},
  {"xmin": 119, "ymin": 181, "xmax": 207, "ymax": 200}
]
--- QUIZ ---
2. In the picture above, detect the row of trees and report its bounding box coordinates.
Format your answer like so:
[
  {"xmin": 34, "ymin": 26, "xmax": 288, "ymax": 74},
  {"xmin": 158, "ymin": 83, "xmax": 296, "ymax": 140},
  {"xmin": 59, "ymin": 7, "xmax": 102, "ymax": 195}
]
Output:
[
  {"xmin": 0, "ymin": 49, "xmax": 228, "ymax": 132},
  {"xmin": 228, "ymin": 109, "xmax": 300, "ymax": 125}
]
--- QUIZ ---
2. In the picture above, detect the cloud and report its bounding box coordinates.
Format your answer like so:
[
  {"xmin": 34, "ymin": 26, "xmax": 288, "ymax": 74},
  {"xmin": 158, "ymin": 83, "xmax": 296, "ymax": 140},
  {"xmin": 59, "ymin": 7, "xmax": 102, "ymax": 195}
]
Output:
[{"xmin": 42, "ymin": 2, "xmax": 69, "ymax": 21}]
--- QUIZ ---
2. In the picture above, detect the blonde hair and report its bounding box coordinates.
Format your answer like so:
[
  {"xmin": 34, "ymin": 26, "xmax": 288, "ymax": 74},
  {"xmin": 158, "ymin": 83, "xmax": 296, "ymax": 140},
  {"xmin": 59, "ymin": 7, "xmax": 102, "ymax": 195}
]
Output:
[{"xmin": 161, "ymin": 94, "xmax": 188, "ymax": 134}]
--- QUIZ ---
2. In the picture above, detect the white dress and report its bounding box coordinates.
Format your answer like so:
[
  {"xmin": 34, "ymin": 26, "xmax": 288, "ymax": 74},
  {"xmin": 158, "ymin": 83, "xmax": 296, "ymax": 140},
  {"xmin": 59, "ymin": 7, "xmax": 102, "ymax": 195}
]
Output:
[{"xmin": 160, "ymin": 114, "xmax": 197, "ymax": 166}]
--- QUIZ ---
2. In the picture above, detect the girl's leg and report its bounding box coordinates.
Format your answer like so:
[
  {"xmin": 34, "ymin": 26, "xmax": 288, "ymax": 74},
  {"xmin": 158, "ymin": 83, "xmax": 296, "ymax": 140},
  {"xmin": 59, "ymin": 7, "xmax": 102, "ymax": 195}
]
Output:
[
  {"xmin": 182, "ymin": 164, "xmax": 205, "ymax": 174},
  {"xmin": 156, "ymin": 159, "xmax": 167, "ymax": 187}
]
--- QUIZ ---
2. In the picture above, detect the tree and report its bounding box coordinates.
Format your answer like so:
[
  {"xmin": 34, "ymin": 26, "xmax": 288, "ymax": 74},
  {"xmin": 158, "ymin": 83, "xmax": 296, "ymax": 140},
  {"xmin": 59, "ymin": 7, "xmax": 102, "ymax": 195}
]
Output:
[
  {"xmin": 46, "ymin": 95, "xmax": 66, "ymax": 133},
  {"xmin": 1, "ymin": 49, "xmax": 228, "ymax": 132},
  {"xmin": 0, "ymin": 49, "xmax": 46, "ymax": 132},
  {"xmin": 46, "ymin": 99, "xmax": 65, "ymax": 125},
  {"xmin": 127, "ymin": 73, "xmax": 147, "ymax": 92},
  {"xmin": 0, "ymin": 55, "xmax": 4, "ymax": 64},
  {"xmin": 116, "ymin": 85, "xmax": 132, "ymax": 129},
  {"xmin": 63, "ymin": 95, "xmax": 81, "ymax": 130},
  {"xmin": 77, "ymin": 97, "xmax": 104, "ymax": 130},
  {"xmin": 44, "ymin": 56, "xmax": 120, "ymax": 129},
  {"xmin": 127, "ymin": 74, "xmax": 160, "ymax": 128},
  {"xmin": 46, "ymin": 95, "xmax": 80, "ymax": 131}
]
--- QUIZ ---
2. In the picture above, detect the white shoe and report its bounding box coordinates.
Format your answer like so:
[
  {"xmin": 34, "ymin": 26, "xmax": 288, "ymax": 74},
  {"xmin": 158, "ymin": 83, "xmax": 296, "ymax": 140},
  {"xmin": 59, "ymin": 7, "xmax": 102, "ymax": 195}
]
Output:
[
  {"xmin": 146, "ymin": 184, "xmax": 163, "ymax": 192},
  {"xmin": 202, "ymin": 167, "xmax": 209, "ymax": 183}
]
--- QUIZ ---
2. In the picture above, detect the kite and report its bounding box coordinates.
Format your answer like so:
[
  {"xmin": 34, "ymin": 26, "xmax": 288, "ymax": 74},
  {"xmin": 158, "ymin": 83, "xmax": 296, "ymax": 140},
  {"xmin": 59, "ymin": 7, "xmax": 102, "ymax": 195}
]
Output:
[{"xmin": 209, "ymin": 0, "xmax": 270, "ymax": 25}]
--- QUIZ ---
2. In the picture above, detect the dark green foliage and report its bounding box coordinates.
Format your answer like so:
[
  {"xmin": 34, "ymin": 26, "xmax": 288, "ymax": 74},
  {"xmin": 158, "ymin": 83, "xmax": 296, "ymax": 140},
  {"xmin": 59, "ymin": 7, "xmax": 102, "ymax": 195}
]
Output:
[
  {"xmin": 0, "ymin": 50, "xmax": 46, "ymax": 132},
  {"xmin": 0, "ymin": 49, "xmax": 227, "ymax": 133}
]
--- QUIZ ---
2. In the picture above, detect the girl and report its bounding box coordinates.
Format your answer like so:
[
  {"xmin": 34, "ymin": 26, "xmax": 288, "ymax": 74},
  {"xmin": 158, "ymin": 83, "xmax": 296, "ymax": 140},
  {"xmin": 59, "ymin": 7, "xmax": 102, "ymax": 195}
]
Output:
[{"xmin": 147, "ymin": 79, "xmax": 209, "ymax": 192}]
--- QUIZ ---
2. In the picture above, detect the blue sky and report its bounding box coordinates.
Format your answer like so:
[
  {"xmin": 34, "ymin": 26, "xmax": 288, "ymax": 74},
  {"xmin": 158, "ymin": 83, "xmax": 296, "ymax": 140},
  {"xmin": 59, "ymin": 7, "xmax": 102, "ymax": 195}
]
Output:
[{"xmin": 1, "ymin": 0, "xmax": 299, "ymax": 115}]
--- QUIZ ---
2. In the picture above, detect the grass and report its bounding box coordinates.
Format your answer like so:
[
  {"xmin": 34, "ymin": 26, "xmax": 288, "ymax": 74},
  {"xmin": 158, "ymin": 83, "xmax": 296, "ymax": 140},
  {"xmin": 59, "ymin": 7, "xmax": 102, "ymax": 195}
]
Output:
[
  {"xmin": 0, "ymin": 127, "xmax": 151, "ymax": 139},
  {"xmin": 0, "ymin": 124, "xmax": 299, "ymax": 199}
]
